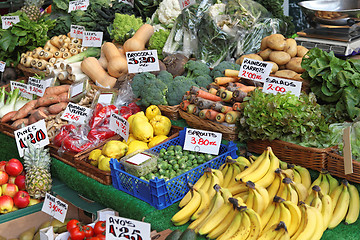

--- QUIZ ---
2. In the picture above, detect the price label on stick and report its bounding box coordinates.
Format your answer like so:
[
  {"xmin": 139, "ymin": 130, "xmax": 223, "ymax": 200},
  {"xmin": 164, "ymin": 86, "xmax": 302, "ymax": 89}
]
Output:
[
  {"xmin": 82, "ymin": 31, "xmax": 103, "ymax": 47},
  {"xmin": 118, "ymin": 0, "xmax": 134, "ymax": 7},
  {"xmin": 109, "ymin": 113, "xmax": 129, "ymax": 141},
  {"xmin": 61, "ymin": 103, "xmax": 92, "ymax": 124},
  {"xmin": 183, "ymin": 128, "xmax": 222, "ymax": 155},
  {"xmin": 0, "ymin": 61, "xmax": 5, "ymax": 72},
  {"xmin": 28, "ymin": 77, "xmax": 53, "ymax": 97},
  {"xmin": 68, "ymin": 0, "xmax": 89, "ymax": 13},
  {"xmin": 126, "ymin": 50, "xmax": 160, "ymax": 74},
  {"xmin": 1, "ymin": 16, "xmax": 20, "ymax": 29},
  {"xmin": 10, "ymin": 81, "xmax": 33, "ymax": 100},
  {"xmin": 262, "ymin": 76, "xmax": 302, "ymax": 97},
  {"xmin": 343, "ymin": 126, "xmax": 353, "ymax": 175},
  {"xmin": 70, "ymin": 25, "xmax": 85, "ymax": 39},
  {"xmin": 106, "ymin": 215, "xmax": 151, "ymax": 240},
  {"xmin": 238, "ymin": 58, "xmax": 273, "ymax": 83},
  {"xmin": 42, "ymin": 193, "xmax": 68, "ymax": 223},
  {"xmin": 178, "ymin": 0, "xmax": 196, "ymax": 10},
  {"xmin": 14, "ymin": 120, "xmax": 49, "ymax": 158}
]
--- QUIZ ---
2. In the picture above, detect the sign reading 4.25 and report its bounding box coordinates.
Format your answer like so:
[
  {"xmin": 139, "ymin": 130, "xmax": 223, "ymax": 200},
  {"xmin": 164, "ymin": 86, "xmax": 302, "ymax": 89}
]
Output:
[{"xmin": 106, "ymin": 215, "xmax": 150, "ymax": 240}]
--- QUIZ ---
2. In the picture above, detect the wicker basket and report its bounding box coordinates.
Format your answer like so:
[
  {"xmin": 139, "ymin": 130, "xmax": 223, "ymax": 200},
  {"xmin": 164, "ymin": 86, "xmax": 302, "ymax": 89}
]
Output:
[
  {"xmin": 327, "ymin": 151, "xmax": 360, "ymax": 183},
  {"xmin": 247, "ymin": 139, "xmax": 335, "ymax": 171},
  {"xmin": 179, "ymin": 110, "xmax": 238, "ymax": 141},
  {"xmin": 17, "ymin": 64, "xmax": 47, "ymax": 78},
  {"xmin": 158, "ymin": 105, "xmax": 181, "ymax": 120},
  {"xmin": 0, "ymin": 122, "xmax": 16, "ymax": 138}
]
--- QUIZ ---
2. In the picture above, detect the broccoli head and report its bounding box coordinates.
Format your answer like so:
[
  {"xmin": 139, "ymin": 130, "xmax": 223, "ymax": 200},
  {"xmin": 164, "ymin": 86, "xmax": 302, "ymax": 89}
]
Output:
[
  {"xmin": 138, "ymin": 78, "xmax": 168, "ymax": 106},
  {"xmin": 184, "ymin": 60, "xmax": 210, "ymax": 78},
  {"xmin": 148, "ymin": 29, "xmax": 170, "ymax": 60},
  {"xmin": 157, "ymin": 70, "xmax": 174, "ymax": 86},
  {"xmin": 166, "ymin": 76, "xmax": 198, "ymax": 106},
  {"xmin": 131, "ymin": 72, "xmax": 158, "ymax": 97},
  {"xmin": 210, "ymin": 61, "xmax": 240, "ymax": 78},
  {"xmin": 194, "ymin": 75, "xmax": 213, "ymax": 88}
]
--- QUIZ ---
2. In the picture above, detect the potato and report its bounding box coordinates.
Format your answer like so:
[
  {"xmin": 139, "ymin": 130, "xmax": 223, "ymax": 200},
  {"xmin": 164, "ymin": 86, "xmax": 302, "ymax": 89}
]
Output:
[
  {"xmin": 286, "ymin": 57, "xmax": 305, "ymax": 73},
  {"xmin": 293, "ymin": 73, "xmax": 303, "ymax": 81},
  {"xmin": 269, "ymin": 51, "xmax": 291, "ymax": 65},
  {"xmin": 279, "ymin": 65, "xmax": 286, "ymax": 70},
  {"xmin": 236, "ymin": 54, "xmax": 263, "ymax": 65},
  {"xmin": 297, "ymin": 46, "xmax": 309, "ymax": 57},
  {"xmin": 274, "ymin": 70, "xmax": 298, "ymax": 79},
  {"xmin": 260, "ymin": 36, "xmax": 269, "ymax": 50},
  {"xmin": 285, "ymin": 38, "xmax": 297, "ymax": 57},
  {"xmin": 267, "ymin": 34, "xmax": 286, "ymax": 51},
  {"xmin": 265, "ymin": 61, "xmax": 279, "ymax": 73},
  {"xmin": 259, "ymin": 48, "xmax": 272, "ymax": 60}
]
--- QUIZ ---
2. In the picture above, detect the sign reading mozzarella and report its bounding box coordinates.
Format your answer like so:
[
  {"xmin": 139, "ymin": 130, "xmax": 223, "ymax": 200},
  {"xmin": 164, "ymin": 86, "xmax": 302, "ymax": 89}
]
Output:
[
  {"xmin": 68, "ymin": 0, "xmax": 89, "ymax": 13},
  {"xmin": 106, "ymin": 215, "xmax": 151, "ymax": 240},
  {"xmin": 263, "ymin": 76, "xmax": 302, "ymax": 97},
  {"xmin": 42, "ymin": 193, "xmax": 68, "ymax": 223},
  {"xmin": 109, "ymin": 113, "xmax": 129, "ymax": 141},
  {"xmin": 1, "ymin": 16, "xmax": 20, "ymax": 29},
  {"xmin": 70, "ymin": 25, "xmax": 85, "ymax": 39},
  {"xmin": 61, "ymin": 103, "xmax": 92, "ymax": 124},
  {"xmin": 126, "ymin": 50, "xmax": 160, "ymax": 73},
  {"xmin": 82, "ymin": 31, "xmax": 103, "ymax": 47},
  {"xmin": 238, "ymin": 58, "xmax": 273, "ymax": 83},
  {"xmin": 183, "ymin": 128, "xmax": 222, "ymax": 155}
]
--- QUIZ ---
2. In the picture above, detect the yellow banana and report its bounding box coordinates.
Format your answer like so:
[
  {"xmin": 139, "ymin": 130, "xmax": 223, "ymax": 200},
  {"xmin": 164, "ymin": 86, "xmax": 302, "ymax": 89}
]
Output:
[
  {"xmin": 279, "ymin": 160, "xmax": 288, "ymax": 170},
  {"xmin": 191, "ymin": 188, "xmax": 211, "ymax": 220},
  {"xmin": 223, "ymin": 163, "xmax": 234, "ymax": 188},
  {"xmin": 308, "ymin": 173, "xmax": 322, "ymax": 195},
  {"xmin": 329, "ymin": 183, "xmax": 344, "ymax": 212},
  {"xmin": 249, "ymin": 154, "xmax": 257, "ymax": 163},
  {"xmin": 319, "ymin": 172, "xmax": 330, "ymax": 195},
  {"xmin": 290, "ymin": 204, "xmax": 306, "ymax": 240},
  {"xmin": 198, "ymin": 201, "xmax": 233, "ymax": 235},
  {"xmin": 294, "ymin": 203, "xmax": 317, "ymax": 240},
  {"xmin": 282, "ymin": 169, "xmax": 295, "ymax": 181},
  {"xmin": 263, "ymin": 199, "xmax": 281, "ymax": 233},
  {"xmin": 328, "ymin": 180, "xmax": 350, "ymax": 229},
  {"xmin": 240, "ymin": 148, "xmax": 271, "ymax": 183},
  {"xmin": 228, "ymin": 163, "xmax": 242, "ymax": 187},
  {"xmin": 220, "ymin": 186, "xmax": 233, "ymax": 203},
  {"xmin": 256, "ymin": 147, "xmax": 280, "ymax": 188},
  {"xmin": 207, "ymin": 173, "xmax": 221, "ymax": 199},
  {"xmin": 291, "ymin": 181, "xmax": 308, "ymax": 202},
  {"xmin": 287, "ymin": 184, "xmax": 299, "ymax": 205},
  {"xmin": 233, "ymin": 191, "xmax": 249, "ymax": 201},
  {"xmin": 217, "ymin": 208, "xmax": 243, "ymax": 240},
  {"xmin": 235, "ymin": 148, "xmax": 268, "ymax": 182},
  {"xmin": 279, "ymin": 199, "xmax": 292, "ymax": 232},
  {"xmin": 258, "ymin": 222, "xmax": 283, "ymax": 240},
  {"xmin": 345, "ymin": 183, "xmax": 360, "ymax": 225},
  {"xmin": 256, "ymin": 183, "xmax": 270, "ymax": 210},
  {"xmin": 243, "ymin": 208, "xmax": 262, "ymax": 240},
  {"xmin": 245, "ymin": 186, "xmax": 255, "ymax": 210},
  {"xmin": 321, "ymin": 194, "xmax": 333, "ymax": 231},
  {"xmin": 179, "ymin": 172, "xmax": 208, "ymax": 208},
  {"xmin": 305, "ymin": 186, "xmax": 316, "ymax": 206},
  {"xmin": 282, "ymin": 200, "xmax": 301, "ymax": 237},
  {"xmin": 310, "ymin": 187, "xmax": 323, "ymax": 211},
  {"xmin": 219, "ymin": 161, "xmax": 228, "ymax": 174},
  {"xmin": 228, "ymin": 207, "xmax": 251, "ymax": 240},
  {"xmin": 212, "ymin": 169, "xmax": 224, "ymax": 186},
  {"xmin": 228, "ymin": 182, "xmax": 248, "ymax": 196},
  {"xmin": 326, "ymin": 173, "xmax": 339, "ymax": 195},
  {"xmin": 171, "ymin": 188, "xmax": 201, "ymax": 225},
  {"xmin": 267, "ymin": 169, "xmax": 282, "ymax": 203},
  {"xmin": 236, "ymin": 156, "xmax": 251, "ymax": 166},
  {"xmin": 207, "ymin": 206, "xmax": 237, "ymax": 239},
  {"xmin": 309, "ymin": 206, "xmax": 324, "ymax": 240},
  {"xmin": 200, "ymin": 169, "xmax": 214, "ymax": 192},
  {"xmin": 250, "ymin": 184, "xmax": 266, "ymax": 216},
  {"xmin": 293, "ymin": 165, "xmax": 311, "ymax": 190},
  {"xmin": 260, "ymin": 201, "xmax": 276, "ymax": 231},
  {"xmin": 278, "ymin": 178, "xmax": 290, "ymax": 200}
]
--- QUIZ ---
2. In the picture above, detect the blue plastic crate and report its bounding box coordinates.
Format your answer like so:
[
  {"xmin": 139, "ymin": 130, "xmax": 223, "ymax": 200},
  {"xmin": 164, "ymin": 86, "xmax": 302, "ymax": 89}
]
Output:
[{"xmin": 110, "ymin": 128, "xmax": 238, "ymax": 210}]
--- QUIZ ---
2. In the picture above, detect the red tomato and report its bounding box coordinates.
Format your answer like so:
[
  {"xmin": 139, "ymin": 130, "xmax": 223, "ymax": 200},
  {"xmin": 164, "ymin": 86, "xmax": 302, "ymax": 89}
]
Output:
[
  {"xmin": 96, "ymin": 232, "xmax": 105, "ymax": 240},
  {"xmin": 83, "ymin": 225, "xmax": 94, "ymax": 238},
  {"xmin": 69, "ymin": 227, "xmax": 85, "ymax": 240},
  {"xmin": 87, "ymin": 237, "xmax": 101, "ymax": 240},
  {"xmin": 67, "ymin": 219, "xmax": 80, "ymax": 231},
  {"xmin": 94, "ymin": 221, "xmax": 106, "ymax": 235}
]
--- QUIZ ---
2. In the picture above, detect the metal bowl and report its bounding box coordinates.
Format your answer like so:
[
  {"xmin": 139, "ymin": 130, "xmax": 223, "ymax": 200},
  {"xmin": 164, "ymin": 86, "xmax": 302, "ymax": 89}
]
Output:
[{"xmin": 298, "ymin": 0, "xmax": 360, "ymax": 26}]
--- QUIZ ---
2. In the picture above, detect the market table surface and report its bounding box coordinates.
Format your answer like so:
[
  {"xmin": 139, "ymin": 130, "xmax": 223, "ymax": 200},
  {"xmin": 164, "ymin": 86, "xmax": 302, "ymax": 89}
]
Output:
[{"xmin": 1, "ymin": 130, "xmax": 360, "ymax": 239}]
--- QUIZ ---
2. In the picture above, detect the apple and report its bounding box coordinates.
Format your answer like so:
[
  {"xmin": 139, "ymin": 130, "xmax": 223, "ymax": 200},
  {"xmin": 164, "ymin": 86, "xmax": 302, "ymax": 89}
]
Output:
[
  {"xmin": 0, "ymin": 170, "xmax": 8, "ymax": 185},
  {"xmin": 8, "ymin": 176, "xmax": 16, "ymax": 184},
  {"xmin": 0, "ymin": 161, "xmax": 6, "ymax": 172},
  {"xmin": 15, "ymin": 175, "xmax": 26, "ymax": 191},
  {"xmin": 0, "ymin": 195, "xmax": 13, "ymax": 213},
  {"xmin": 5, "ymin": 159, "xmax": 23, "ymax": 176},
  {"xmin": 28, "ymin": 198, "xmax": 41, "ymax": 206},
  {"xmin": 2, "ymin": 183, "xmax": 18, "ymax": 198},
  {"xmin": 13, "ymin": 191, "xmax": 30, "ymax": 208}
]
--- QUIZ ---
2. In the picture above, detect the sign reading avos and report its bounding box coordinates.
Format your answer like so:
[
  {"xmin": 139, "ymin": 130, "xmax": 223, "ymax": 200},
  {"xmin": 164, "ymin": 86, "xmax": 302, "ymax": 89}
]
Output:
[
  {"xmin": 61, "ymin": 103, "xmax": 92, "ymax": 124},
  {"xmin": 106, "ymin": 215, "xmax": 150, "ymax": 240},
  {"xmin": 109, "ymin": 113, "xmax": 129, "ymax": 141},
  {"xmin": 183, "ymin": 128, "xmax": 222, "ymax": 155},
  {"xmin": 41, "ymin": 193, "xmax": 68, "ymax": 223},
  {"xmin": 262, "ymin": 76, "xmax": 302, "ymax": 97},
  {"xmin": 82, "ymin": 31, "xmax": 103, "ymax": 47},
  {"xmin": 1, "ymin": 16, "xmax": 20, "ymax": 29},
  {"xmin": 70, "ymin": 25, "xmax": 85, "ymax": 39},
  {"xmin": 68, "ymin": 0, "xmax": 89, "ymax": 13},
  {"xmin": 238, "ymin": 58, "xmax": 273, "ymax": 83},
  {"xmin": 126, "ymin": 50, "xmax": 159, "ymax": 74},
  {"xmin": 28, "ymin": 77, "xmax": 53, "ymax": 97},
  {"xmin": 178, "ymin": 0, "xmax": 196, "ymax": 10},
  {"xmin": 14, "ymin": 120, "xmax": 49, "ymax": 157}
]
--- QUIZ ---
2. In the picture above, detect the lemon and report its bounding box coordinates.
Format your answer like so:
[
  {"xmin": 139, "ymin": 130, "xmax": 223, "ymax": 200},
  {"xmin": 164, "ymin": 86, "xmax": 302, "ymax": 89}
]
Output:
[{"xmin": 126, "ymin": 140, "xmax": 149, "ymax": 156}]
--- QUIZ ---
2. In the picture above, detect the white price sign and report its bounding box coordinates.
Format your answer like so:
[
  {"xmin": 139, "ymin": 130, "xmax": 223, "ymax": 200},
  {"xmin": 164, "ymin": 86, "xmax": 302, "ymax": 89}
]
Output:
[
  {"xmin": 109, "ymin": 113, "xmax": 129, "ymax": 141},
  {"xmin": 41, "ymin": 193, "xmax": 68, "ymax": 223},
  {"xmin": 178, "ymin": 0, "xmax": 196, "ymax": 10},
  {"xmin": 106, "ymin": 215, "xmax": 150, "ymax": 240},
  {"xmin": 126, "ymin": 50, "xmax": 159, "ymax": 74},
  {"xmin": 68, "ymin": 0, "xmax": 89, "ymax": 13},
  {"xmin": 14, "ymin": 120, "xmax": 49, "ymax": 157},
  {"xmin": 28, "ymin": 77, "xmax": 53, "ymax": 97},
  {"xmin": 82, "ymin": 31, "xmax": 103, "ymax": 47},
  {"xmin": 10, "ymin": 81, "xmax": 33, "ymax": 100},
  {"xmin": 70, "ymin": 82, "xmax": 84, "ymax": 98},
  {"xmin": 119, "ymin": 0, "xmax": 134, "ymax": 7},
  {"xmin": 70, "ymin": 25, "xmax": 85, "ymax": 39},
  {"xmin": 0, "ymin": 61, "xmax": 5, "ymax": 72},
  {"xmin": 1, "ymin": 16, "xmax": 20, "ymax": 29},
  {"xmin": 61, "ymin": 103, "xmax": 92, "ymax": 124},
  {"xmin": 183, "ymin": 128, "xmax": 222, "ymax": 155},
  {"xmin": 238, "ymin": 58, "xmax": 273, "ymax": 83},
  {"xmin": 262, "ymin": 76, "xmax": 302, "ymax": 97}
]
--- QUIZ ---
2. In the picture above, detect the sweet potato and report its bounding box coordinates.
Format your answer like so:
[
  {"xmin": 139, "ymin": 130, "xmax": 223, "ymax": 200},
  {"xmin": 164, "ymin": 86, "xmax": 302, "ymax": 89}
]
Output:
[
  {"xmin": 43, "ymin": 85, "xmax": 70, "ymax": 96},
  {"xmin": 28, "ymin": 114, "xmax": 37, "ymax": 125},
  {"xmin": 11, "ymin": 119, "xmax": 29, "ymax": 129},
  {"xmin": 48, "ymin": 102, "xmax": 68, "ymax": 114},
  {"xmin": 12, "ymin": 99, "xmax": 38, "ymax": 121},
  {"xmin": 58, "ymin": 92, "xmax": 69, "ymax": 102},
  {"xmin": 35, "ymin": 96, "xmax": 60, "ymax": 108},
  {"xmin": 1, "ymin": 111, "xmax": 17, "ymax": 123},
  {"xmin": 32, "ymin": 109, "xmax": 49, "ymax": 121}
]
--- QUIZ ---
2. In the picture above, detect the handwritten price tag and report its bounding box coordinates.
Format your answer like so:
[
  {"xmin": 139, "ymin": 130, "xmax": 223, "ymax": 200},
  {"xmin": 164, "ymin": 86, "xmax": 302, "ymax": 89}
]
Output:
[
  {"xmin": 10, "ymin": 81, "xmax": 33, "ymax": 100},
  {"xmin": 262, "ymin": 76, "xmax": 302, "ymax": 97},
  {"xmin": 28, "ymin": 77, "xmax": 53, "ymax": 97},
  {"xmin": 82, "ymin": 31, "xmax": 103, "ymax": 47},
  {"xmin": 70, "ymin": 25, "xmax": 85, "ymax": 39},
  {"xmin": 109, "ymin": 113, "xmax": 129, "ymax": 141},
  {"xmin": 238, "ymin": 58, "xmax": 273, "ymax": 83},
  {"xmin": 1, "ymin": 16, "xmax": 20, "ymax": 29},
  {"xmin": 119, "ymin": 0, "xmax": 134, "ymax": 7},
  {"xmin": 14, "ymin": 120, "xmax": 49, "ymax": 157},
  {"xmin": 106, "ymin": 215, "xmax": 150, "ymax": 240},
  {"xmin": 183, "ymin": 128, "xmax": 222, "ymax": 155},
  {"xmin": 61, "ymin": 103, "xmax": 92, "ymax": 124},
  {"xmin": 68, "ymin": 0, "xmax": 89, "ymax": 13},
  {"xmin": 42, "ymin": 193, "xmax": 68, "ymax": 223},
  {"xmin": 126, "ymin": 50, "xmax": 159, "ymax": 74},
  {"xmin": 70, "ymin": 81, "xmax": 84, "ymax": 98},
  {"xmin": 0, "ymin": 61, "xmax": 5, "ymax": 72},
  {"xmin": 178, "ymin": 0, "xmax": 196, "ymax": 10}
]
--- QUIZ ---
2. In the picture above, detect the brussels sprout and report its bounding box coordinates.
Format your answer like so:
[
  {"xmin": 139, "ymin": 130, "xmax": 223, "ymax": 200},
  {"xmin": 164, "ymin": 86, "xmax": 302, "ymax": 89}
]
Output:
[
  {"xmin": 159, "ymin": 161, "xmax": 169, "ymax": 170},
  {"xmin": 167, "ymin": 145, "xmax": 175, "ymax": 151},
  {"xmin": 173, "ymin": 164, "xmax": 180, "ymax": 171},
  {"xmin": 174, "ymin": 145, "xmax": 183, "ymax": 152},
  {"xmin": 166, "ymin": 150, "xmax": 175, "ymax": 156},
  {"xmin": 159, "ymin": 148, "xmax": 166, "ymax": 154}
]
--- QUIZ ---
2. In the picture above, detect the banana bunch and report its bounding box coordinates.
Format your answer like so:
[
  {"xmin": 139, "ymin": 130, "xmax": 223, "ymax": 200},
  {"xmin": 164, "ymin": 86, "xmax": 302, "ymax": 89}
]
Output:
[
  {"xmin": 309, "ymin": 170, "xmax": 339, "ymax": 195},
  {"xmin": 258, "ymin": 221, "xmax": 290, "ymax": 240},
  {"xmin": 220, "ymin": 156, "xmax": 250, "ymax": 188},
  {"xmin": 328, "ymin": 179, "xmax": 360, "ymax": 229},
  {"xmin": 284, "ymin": 163, "xmax": 312, "ymax": 190},
  {"xmin": 244, "ymin": 181, "xmax": 270, "ymax": 215}
]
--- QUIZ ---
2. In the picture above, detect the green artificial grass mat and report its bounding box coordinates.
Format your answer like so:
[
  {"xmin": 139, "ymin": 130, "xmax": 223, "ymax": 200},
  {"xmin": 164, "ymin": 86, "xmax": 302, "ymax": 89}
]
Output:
[{"xmin": 1, "ymin": 129, "xmax": 360, "ymax": 239}]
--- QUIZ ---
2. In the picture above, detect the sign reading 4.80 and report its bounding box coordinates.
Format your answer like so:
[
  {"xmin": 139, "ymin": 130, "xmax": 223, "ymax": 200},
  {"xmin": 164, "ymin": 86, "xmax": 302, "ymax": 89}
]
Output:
[
  {"xmin": 106, "ymin": 215, "xmax": 150, "ymax": 240},
  {"xmin": 126, "ymin": 50, "xmax": 159, "ymax": 74}
]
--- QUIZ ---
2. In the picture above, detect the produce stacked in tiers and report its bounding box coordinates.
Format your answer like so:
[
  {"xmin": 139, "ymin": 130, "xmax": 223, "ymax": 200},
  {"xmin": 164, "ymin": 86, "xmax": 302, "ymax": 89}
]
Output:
[{"xmin": 171, "ymin": 147, "xmax": 360, "ymax": 240}]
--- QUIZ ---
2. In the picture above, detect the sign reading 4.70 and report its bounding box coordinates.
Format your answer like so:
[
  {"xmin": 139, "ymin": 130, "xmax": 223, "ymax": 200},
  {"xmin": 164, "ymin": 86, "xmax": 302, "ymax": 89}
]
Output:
[
  {"xmin": 106, "ymin": 215, "xmax": 150, "ymax": 240},
  {"xmin": 126, "ymin": 50, "xmax": 159, "ymax": 74}
]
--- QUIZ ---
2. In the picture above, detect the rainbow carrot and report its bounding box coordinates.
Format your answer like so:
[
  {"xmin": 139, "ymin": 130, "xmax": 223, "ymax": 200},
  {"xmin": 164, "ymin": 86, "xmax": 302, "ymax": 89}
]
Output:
[
  {"xmin": 215, "ymin": 113, "xmax": 226, "ymax": 123},
  {"xmin": 180, "ymin": 100, "xmax": 190, "ymax": 111},
  {"xmin": 196, "ymin": 90, "xmax": 222, "ymax": 102},
  {"xmin": 205, "ymin": 109, "xmax": 219, "ymax": 121},
  {"xmin": 224, "ymin": 69, "xmax": 240, "ymax": 77}
]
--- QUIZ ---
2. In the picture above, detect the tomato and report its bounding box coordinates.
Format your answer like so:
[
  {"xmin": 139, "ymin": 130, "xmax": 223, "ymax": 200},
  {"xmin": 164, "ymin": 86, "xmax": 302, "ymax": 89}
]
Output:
[
  {"xmin": 87, "ymin": 237, "xmax": 101, "ymax": 240},
  {"xmin": 96, "ymin": 232, "xmax": 105, "ymax": 240},
  {"xmin": 94, "ymin": 221, "xmax": 106, "ymax": 235},
  {"xmin": 83, "ymin": 225, "xmax": 94, "ymax": 238},
  {"xmin": 67, "ymin": 219, "xmax": 80, "ymax": 231},
  {"xmin": 69, "ymin": 227, "xmax": 85, "ymax": 240}
]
